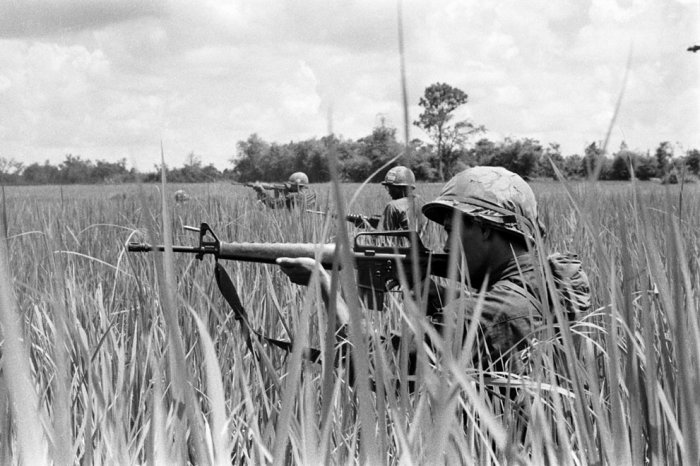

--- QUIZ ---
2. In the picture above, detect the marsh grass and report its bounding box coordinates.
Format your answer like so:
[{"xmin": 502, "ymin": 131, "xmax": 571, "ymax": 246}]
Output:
[{"xmin": 0, "ymin": 177, "xmax": 699, "ymax": 464}]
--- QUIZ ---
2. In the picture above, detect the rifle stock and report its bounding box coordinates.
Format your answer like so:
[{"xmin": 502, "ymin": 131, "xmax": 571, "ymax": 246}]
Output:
[{"xmin": 127, "ymin": 223, "xmax": 449, "ymax": 310}]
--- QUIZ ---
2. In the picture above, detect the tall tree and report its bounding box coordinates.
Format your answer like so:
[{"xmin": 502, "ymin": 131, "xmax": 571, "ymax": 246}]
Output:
[{"xmin": 414, "ymin": 82, "xmax": 484, "ymax": 181}]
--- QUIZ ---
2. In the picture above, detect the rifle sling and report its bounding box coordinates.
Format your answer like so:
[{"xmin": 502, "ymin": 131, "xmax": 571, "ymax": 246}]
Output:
[{"xmin": 214, "ymin": 262, "xmax": 321, "ymax": 363}]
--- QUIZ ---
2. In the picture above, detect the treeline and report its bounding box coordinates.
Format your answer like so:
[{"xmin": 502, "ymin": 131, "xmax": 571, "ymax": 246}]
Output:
[
  {"xmin": 0, "ymin": 153, "xmax": 228, "ymax": 185},
  {"xmin": 3, "ymin": 81, "xmax": 699, "ymax": 185},
  {"xmin": 2, "ymin": 128, "xmax": 699, "ymax": 185},
  {"xmin": 232, "ymin": 129, "xmax": 700, "ymax": 183}
]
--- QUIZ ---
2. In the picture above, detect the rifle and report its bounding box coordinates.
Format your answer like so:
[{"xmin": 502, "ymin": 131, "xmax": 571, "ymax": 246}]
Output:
[
  {"xmin": 127, "ymin": 222, "xmax": 449, "ymax": 311},
  {"xmin": 233, "ymin": 181, "xmax": 289, "ymax": 192},
  {"xmin": 306, "ymin": 210, "xmax": 382, "ymax": 229}
]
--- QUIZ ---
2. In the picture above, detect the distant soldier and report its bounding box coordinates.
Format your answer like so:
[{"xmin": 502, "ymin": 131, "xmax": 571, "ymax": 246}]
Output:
[
  {"xmin": 253, "ymin": 172, "xmax": 317, "ymax": 210},
  {"xmin": 341, "ymin": 166, "xmax": 425, "ymax": 233},
  {"xmin": 379, "ymin": 166, "xmax": 425, "ymax": 233},
  {"xmin": 174, "ymin": 189, "xmax": 190, "ymax": 203}
]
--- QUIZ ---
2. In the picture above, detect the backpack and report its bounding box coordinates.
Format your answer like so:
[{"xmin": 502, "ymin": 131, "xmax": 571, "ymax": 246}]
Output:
[{"xmin": 547, "ymin": 252, "xmax": 591, "ymax": 321}]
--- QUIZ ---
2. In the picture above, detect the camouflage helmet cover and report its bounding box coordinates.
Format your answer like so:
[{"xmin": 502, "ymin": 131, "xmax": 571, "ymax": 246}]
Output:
[
  {"xmin": 381, "ymin": 166, "xmax": 416, "ymax": 187},
  {"xmin": 422, "ymin": 166, "xmax": 544, "ymax": 240},
  {"xmin": 288, "ymin": 172, "xmax": 309, "ymax": 186}
]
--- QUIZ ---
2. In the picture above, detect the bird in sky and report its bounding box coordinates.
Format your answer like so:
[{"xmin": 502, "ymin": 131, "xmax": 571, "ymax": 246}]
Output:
[{"xmin": 687, "ymin": 45, "xmax": 700, "ymax": 52}]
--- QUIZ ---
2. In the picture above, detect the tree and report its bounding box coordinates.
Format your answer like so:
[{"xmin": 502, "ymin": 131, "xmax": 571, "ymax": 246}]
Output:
[
  {"xmin": 59, "ymin": 154, "xmax": 94, "ymax": 184},
  {"xmin": 469, "ymin": 138, "xmax": 498, "ymax": 166},
  {"xmin": 633, "ymin": 155, "xmax": 656, "ymax": 180},
  {"xmin": 93, "ymin": 158, "xmax": 129, "ymax": 183},
  {"xmin": 414, "ymin": 82, "xmax": 484, "ymax": 181},
  {"xmin": 357, "ymin": 124, "xmax": 403, "ymax": 182},
  {"xmin": 405, "ymin": 139, "xmax": 438, "ymax": 181},
  {"xmin": 582, "ymin": 142, "xmax": 609, "ymax": 179},
  {"xmin": 0, "ymin": 157, "xmax": 24, "ymax": 184},
  {"xmin": 610, "ymin": 152, "xmax": 632, "ymax": 180},
  {"xmin": 562, "ymin": 154, "xmax": 584, "ymax": 179},
  {"xmin": 23, "ymin": 161, "xmax": 60, "ymax": 184},
  {"xmin": 654, "ymin": 141, "xmax": 673, "ymax": 177},
  {"xmin": 537, "ymin": 143, "xmax": 564, "ymax": 179},
  {"xmin": 486, "ymin": 138, "xmax": 542, "ymax": 180},
  {"xmin": 685, "ymin": 149, "xmax": 700, "ymax": 175},
  {"xmin": 230, "ymin": 134, "xmax": 270, "ymax": 181},
  {"xmin": 169, "ymin": 152, "xmax": 223, "ymax": 182},
  {"xmin": 288, "ymin": 139, "xmax": 329, "ymax": 182}
]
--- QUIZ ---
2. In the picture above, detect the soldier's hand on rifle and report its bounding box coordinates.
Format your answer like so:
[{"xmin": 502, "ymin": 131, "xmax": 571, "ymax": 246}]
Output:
[
  {"xmin": 277, "ymin": 257, "xmax": 349, "ymax": 326},
  {"xmin": 276, "ymin": 257, "xmax": 327, "ymax": 287}
]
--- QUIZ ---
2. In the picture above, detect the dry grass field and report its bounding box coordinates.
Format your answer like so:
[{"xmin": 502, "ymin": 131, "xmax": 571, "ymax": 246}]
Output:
[{"xmin": 0, "ymin": 177, "xmax": 699, "ymax": 464}]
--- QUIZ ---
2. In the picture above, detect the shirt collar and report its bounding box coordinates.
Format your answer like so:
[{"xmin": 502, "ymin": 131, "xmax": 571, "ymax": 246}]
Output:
[{"xmin": 487, "ymin": 252, "xmax": 536, "ymax": 288}]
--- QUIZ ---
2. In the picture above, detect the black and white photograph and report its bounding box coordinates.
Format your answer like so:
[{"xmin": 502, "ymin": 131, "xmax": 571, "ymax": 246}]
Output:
[{"xmin": 0, "ymin": 1, "xmax": 698, "ymax": 464}]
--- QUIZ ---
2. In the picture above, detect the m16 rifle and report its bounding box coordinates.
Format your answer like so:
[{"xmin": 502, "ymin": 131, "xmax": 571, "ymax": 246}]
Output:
[
  {"xmin": 127, "ymin": 222, "xmax": 449, "ymax": 311},
  {"xmin": 233, "ymin": 181, "xmax": 289, "ymax": 193},
  {"xmin": 306, "ymin": 210, "xmax": 382, "ymax": 229}
]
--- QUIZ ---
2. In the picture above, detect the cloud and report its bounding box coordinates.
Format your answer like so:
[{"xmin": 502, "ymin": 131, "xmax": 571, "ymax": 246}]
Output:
[
  {"xmin": 0, "ymin": 0, "xmax": 165, "ymax": 38},
  {"xmin": 1, "ymin": 0, "xmax": 698, "ymax": 171}
]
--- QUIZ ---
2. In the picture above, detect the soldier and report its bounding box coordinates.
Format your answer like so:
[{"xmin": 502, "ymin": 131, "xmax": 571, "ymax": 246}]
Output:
[
  {"xmin": 277, "ymin": 166, "xmax": 590, "ymax": 373},
  {"xmin": 253, "ymin": 172, "xmax": 317, "ymax": 210},
  {"xmin": 345, "ymin": 166, "xmax": 425, "ymax": 231},
  {"xmin": 174, "ymin": 189, "xmax": 190, "ymax": 203},
  {"xmin": 378, "ymin": 165, "xmax": 424, "ymax": 232}
]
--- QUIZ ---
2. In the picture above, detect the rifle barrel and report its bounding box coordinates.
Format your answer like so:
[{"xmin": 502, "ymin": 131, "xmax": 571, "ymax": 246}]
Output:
[{"xmin": 127, "ymin": 243, "xmax": 202, "ymax": 254}]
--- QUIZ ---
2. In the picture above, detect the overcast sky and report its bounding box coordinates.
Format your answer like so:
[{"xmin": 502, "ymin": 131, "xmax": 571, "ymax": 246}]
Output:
[{"xmin": 2, "ymin": 0, "xmax": 698, "ymax": 172}]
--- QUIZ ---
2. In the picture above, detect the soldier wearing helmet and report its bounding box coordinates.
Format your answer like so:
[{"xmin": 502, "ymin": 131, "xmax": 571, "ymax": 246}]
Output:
[
  {"xmin": 252, "ymin": 171, "xmax": 317, "ymax": 210},
  {"xmin": 276, "ymin": 166, "xmax": 590, "ymax": 373},
  {"xmin": 422, "ymin": 166, "xmax": 543, "ymax": 288},
  {"xmin": 420, "ymin": 166, "xmax": 589, "ymax": 369},
  {"xmin": 287, "ymin": 171, "xmax": 309, "ymax": 188},
  {"xmin": 343, "ymin": 166, "xmax": 424, "ymax": 231},
  {"xmin": 378, "ymin": 166, "xmax": 425, "ymax": 233}
]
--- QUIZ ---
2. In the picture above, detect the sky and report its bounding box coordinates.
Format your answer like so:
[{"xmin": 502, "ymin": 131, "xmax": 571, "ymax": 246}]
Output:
[{"xmin": 1, "ymin": 0, "xmax": 699, "ymax": 172}]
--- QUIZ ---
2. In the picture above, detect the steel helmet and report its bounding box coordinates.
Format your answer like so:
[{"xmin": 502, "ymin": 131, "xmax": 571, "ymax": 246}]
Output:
[
  {"xmin": 381, "ymin": 166, "xmax": 416, "ymax": 188},
  {"xmin": 288, "ymin": 172, "xmax": 309, "ymax": 186},
  {"xmin": 422, "ymin": 166, "xmax": 543, "ymax": 240},
  {"xmin": 174, "ymin": 189, "xmax": 190, "ymax": 203}
]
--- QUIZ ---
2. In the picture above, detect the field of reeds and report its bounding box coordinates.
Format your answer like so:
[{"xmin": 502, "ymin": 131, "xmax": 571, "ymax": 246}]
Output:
[{"xmin": 0, "ymin": 176, "xmax": 699, "ymax": 465}]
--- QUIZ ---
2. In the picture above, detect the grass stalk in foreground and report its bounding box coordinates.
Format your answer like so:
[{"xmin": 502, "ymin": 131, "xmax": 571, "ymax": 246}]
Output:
[{"xmin": 0, "ymin": 218, "xmax": 49, "ymax": 464}]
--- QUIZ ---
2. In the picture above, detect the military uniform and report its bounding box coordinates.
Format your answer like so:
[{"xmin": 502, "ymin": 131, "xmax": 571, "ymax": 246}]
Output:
[
  {"xmin": 423, "ymin": 166, "xmax": 591, "ymax": 372},
  {"xmin": 430, "ymin": 251, "xmax": 590, "ymax": 372},
  {"xmin": 257, "ymin": 188, "xmax": 317, "ymax": 210},
  {"xmin": 380, "ymin": 195, "xmax": 425, "ymax": 232},
  {"xmin": 254, "ymin": 172, "xmax": 317, "ymax": 210},
  {"xmin": 379, "ymin": 166, "xmax": 426, "ymax": 234}
]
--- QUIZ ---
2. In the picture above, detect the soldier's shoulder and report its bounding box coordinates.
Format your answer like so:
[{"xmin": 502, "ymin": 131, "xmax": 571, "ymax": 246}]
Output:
[{"xmin": 386, "ymin": 197, "xmax": 412, "ymax": 210}]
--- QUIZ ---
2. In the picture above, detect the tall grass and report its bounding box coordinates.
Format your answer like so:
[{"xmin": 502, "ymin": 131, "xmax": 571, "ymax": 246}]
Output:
[{"xmin": 0, "ymin": 178, "xmax": 698, "ymax": 464}]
